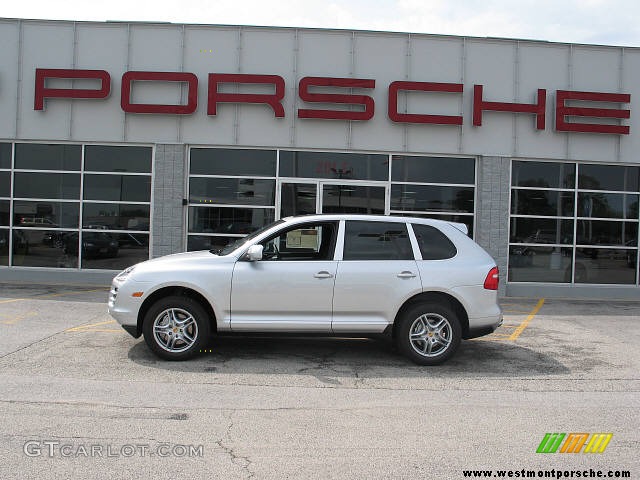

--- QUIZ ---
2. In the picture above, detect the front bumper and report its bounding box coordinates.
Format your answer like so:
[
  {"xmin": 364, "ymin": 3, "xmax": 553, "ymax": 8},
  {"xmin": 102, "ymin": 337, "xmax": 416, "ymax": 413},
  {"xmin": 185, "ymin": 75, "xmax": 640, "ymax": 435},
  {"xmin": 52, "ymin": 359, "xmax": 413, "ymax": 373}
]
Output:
[{"xmin": 107, "ymin": 278, "xmax": 151, "ymax": 337}]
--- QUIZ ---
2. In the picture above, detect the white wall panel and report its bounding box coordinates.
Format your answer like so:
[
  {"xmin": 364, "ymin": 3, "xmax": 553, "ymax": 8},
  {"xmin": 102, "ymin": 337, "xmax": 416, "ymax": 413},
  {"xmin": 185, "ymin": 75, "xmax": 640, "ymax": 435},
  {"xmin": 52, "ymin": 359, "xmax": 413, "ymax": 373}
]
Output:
[
  {"xmin": 516, "ymin": 43, "xmax": 569, "ymax": 159},
  {"xmin": 620, "ymin": 49, "xmax": 640, "ymax": 164},
  {"xmin": 295, "ymin": 31, "xmax": 352, "ymax": 150},
  {"xmin": 181, "ymin": 27, "xmax": 238, "ymax": 145},
  {"xmin": 350, "ymin": 33, "xmax": 404, "ymax": 152},
  {"xmin": 462, "ymin": 40, "xmax": 516, "ymax": 156},
  {"xmin": 19, "ymin": 22, "xmax": 74, "ymax": 140},
  {"xmin": 125, "ymin": 25, "xmax": 183, "ymax": 143},
  {"xmin": 568, "ymin": 47, "xmax": 622, "ymax": 161},
  {"xmin": 0, "ymin": 22, "xmax": 19, "ymax": 139},
  {"xmin": 72, "ymin": 24, "xmax": 128, "ymax": 142},
  {"xmin": 406, "ymin": 37, "xmax": 464, "ymax": 154},
  {"xmin": 236, "ymin": 29, "xmax": 295, "ymax": 147}
]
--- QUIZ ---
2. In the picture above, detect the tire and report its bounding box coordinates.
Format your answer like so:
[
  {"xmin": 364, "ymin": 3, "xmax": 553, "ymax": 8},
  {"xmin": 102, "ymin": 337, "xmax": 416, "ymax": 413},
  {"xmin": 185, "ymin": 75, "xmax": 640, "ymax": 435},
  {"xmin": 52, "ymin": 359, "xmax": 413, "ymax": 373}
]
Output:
[
  {"xmin": 142, "ymin": 296, "xmax": 211, "ymax": 361},
  {"xmin": 396, "ymin": 302, "xmax": 461, "ymax": 366}
]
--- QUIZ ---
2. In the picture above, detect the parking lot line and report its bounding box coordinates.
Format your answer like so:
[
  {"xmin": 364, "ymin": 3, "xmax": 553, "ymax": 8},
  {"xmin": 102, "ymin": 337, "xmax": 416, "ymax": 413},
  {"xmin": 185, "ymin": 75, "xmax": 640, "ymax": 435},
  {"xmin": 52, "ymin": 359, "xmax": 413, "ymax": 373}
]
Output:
[
  {"xmin": 66, "ymin": 319, "xmax": 119, "ymax": 332},
  {"xmin": 0, "ymin": 311, "xmax": 37, "ymax": 325},
  {"xmin": 0, "ymin": 287, "xmax": 107, "ymax": 305},
  {"xmin": 508, "ymin": 298, "xmax": 545, "ymax": 341}
]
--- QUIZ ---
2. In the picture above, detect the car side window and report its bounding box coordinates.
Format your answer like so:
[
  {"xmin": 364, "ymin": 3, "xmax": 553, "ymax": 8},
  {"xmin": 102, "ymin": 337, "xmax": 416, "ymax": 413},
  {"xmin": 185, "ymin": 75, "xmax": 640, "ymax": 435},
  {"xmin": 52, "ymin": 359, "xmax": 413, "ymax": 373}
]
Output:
[
  {"xmin": 411, "ymin": 224, "xmax": 457, "ymax": 260},
  {"xmin": 343, "ymin": 221, "xmax": 413, "ymax": 260},
  {"xmin": 260, "ymin": 222, "xmax": 337, "ymax": 261}
]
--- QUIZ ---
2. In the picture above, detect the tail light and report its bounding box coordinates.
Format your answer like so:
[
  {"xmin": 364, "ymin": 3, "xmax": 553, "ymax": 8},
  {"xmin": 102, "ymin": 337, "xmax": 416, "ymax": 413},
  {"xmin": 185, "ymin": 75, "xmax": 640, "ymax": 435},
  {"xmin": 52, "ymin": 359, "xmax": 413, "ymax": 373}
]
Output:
[{"xmin": 484, "ymin": 267, "xmax": 499, "ymax": 290}]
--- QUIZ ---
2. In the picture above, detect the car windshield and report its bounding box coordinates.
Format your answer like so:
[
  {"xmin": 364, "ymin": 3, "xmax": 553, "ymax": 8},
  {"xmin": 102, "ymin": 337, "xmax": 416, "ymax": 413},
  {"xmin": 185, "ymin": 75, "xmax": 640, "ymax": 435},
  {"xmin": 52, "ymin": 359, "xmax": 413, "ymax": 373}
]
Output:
[{"xmin": 214, "ymin": 219, "xmax": 285, "ymax": 256}]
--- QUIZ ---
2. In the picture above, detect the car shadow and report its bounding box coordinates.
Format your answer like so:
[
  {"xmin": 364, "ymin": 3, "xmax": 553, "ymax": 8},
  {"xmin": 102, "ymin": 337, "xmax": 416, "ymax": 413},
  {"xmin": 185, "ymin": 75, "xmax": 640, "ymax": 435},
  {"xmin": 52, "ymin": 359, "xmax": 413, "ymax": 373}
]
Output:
[{"xmin": 127, "ymin": 335, "xmax": 570, "ymax": 378}]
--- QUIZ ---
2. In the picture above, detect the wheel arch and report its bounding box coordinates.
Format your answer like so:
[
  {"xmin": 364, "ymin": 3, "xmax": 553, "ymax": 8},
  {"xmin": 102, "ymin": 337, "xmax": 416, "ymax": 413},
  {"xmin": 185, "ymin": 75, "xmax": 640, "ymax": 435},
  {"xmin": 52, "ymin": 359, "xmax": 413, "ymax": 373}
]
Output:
[
  {"xmin": 392, "ymin": 291, "xmax": 470, "ymax": 340},
  {"xmin": 135, "ymin": 286, "xmax": 217, "ymax": 338}
]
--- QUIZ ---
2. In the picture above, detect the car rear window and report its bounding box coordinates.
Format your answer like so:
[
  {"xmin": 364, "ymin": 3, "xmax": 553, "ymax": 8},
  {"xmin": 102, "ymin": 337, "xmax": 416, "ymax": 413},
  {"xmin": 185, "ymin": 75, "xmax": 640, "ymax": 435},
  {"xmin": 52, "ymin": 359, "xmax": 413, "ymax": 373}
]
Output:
[
  {"xmin": 412, "ymin": 224, "xmax": 457, "ymax": 260},
  {"xmin": 343, "ymin": 221, "xmax": 413, "ymax": 260}
]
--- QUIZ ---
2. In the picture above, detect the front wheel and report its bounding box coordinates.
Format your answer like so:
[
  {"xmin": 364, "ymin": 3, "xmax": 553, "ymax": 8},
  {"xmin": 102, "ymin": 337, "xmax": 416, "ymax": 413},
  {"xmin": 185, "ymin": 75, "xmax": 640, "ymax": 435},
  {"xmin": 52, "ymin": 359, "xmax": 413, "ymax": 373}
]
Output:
[
  {"xmin": 142, "ymin": 296, "xmax": 210, "ymax": 360},
  {"xmin": 396, "ymin": 302, "xmax": 461, "ymax": 365}
]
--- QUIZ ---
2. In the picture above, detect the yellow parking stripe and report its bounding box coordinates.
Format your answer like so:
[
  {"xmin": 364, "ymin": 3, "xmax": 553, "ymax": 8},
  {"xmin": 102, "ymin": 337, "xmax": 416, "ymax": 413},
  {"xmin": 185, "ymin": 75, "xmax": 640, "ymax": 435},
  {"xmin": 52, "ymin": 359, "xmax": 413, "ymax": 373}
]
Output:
[
  {"xmin": 0, "ymin": 288, "xmax": 107, "ymax": 304},
  {"xmin": 66, "ymin": 320, "xmax": 117, "ymax": 332},
  {"xmin": 508, "ymin": 298, "xmax": 545, "ymax": 341}
]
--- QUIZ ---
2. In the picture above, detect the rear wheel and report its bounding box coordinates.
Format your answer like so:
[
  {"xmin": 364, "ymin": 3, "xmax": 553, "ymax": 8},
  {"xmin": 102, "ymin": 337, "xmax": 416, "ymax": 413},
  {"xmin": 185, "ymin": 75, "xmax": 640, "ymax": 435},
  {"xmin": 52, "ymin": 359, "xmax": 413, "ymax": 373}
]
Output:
[
  {"xmin": 142, "ymin": 296, "xmax": 210, "ymax": 360},
  {"xmin": 396, "ymin": 302, "xmax": 461, "ymax": 365}
]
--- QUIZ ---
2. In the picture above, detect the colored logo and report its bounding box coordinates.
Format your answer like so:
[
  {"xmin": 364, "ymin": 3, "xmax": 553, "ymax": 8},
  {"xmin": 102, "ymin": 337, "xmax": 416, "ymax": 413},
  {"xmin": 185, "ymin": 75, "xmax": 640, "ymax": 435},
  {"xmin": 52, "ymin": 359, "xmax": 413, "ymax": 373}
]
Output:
[{"xmin": 536, "ymin": 433, "xmax": 612, "ymax": 453}]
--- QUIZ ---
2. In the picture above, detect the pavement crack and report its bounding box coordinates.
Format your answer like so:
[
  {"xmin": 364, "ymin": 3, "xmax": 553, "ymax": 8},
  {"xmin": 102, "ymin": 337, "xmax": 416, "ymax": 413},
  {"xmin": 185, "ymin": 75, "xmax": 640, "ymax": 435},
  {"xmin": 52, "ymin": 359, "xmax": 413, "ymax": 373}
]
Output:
[{"xmin": 215, "ymin": 410, "xmax": 255, "ymax": 480}]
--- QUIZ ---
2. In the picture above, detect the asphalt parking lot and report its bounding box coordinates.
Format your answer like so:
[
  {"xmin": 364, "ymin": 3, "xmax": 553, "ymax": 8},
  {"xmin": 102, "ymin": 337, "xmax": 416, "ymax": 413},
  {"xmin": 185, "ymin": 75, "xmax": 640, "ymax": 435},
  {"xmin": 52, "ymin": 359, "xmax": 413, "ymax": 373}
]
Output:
[{"xmin": 0, "ymin": 283, "xmax": 638, "ymax": 479}]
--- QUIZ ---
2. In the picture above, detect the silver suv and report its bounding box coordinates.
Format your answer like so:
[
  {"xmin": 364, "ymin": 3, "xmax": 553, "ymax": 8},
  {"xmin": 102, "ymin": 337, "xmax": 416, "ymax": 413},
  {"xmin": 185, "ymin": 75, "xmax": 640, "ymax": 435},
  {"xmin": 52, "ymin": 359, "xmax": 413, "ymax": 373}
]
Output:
[{"xmin": 108, "ymin": 215, "xmax": 502, "ymax": 365}]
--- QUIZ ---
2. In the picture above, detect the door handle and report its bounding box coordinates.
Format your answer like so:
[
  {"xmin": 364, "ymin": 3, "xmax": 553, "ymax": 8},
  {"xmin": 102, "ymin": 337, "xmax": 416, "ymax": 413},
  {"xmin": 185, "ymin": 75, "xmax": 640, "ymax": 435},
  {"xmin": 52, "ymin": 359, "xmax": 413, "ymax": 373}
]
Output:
[
  {"xmin": 397, "ymin": 271, "xmax": 416, "ymax": 278},
  {"xmin": 314, "ymin": 271, "xmax": 334, "ymax": 279}
]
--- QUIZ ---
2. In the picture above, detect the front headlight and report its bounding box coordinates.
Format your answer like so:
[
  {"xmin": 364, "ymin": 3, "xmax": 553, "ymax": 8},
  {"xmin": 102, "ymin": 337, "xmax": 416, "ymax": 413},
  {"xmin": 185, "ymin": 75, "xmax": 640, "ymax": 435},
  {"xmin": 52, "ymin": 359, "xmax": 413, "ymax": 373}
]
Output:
[{"xmin": 115, "ymin": 265, "xmax": 136, "ymax": 282}]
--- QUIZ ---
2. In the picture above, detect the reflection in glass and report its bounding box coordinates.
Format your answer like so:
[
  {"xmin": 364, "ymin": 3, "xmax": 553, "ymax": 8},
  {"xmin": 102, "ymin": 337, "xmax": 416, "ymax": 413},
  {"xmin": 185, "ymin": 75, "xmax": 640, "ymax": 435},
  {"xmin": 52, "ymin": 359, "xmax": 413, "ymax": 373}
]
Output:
[
  {"xmin": 576, "ymin": 220, "xmax": 638, "ymax": 246},
  {"xmin": 280, "ymin": 151, "xmax": 388, "ymax": 181},
  {"xmin": 391, "ymin": 156, "xmax": 475, "ymax": 184},
  {"xmin": 190, "ymin": 148, "xmax": 276, "ymax": 176},
  {"xmin": 511, "ymin": 161, "xmax": 575, "ymax": 189},
  {"xmin": 84, "ymin": 145, "xmax": 152, "ymax": 173},
  {"xmin": 11, "ymin": 229, "xmax": 78, "ymax": 268},
  {"xmin": 391, "ymin": 184, "xmax": 474, "ymax": 213},
  {"xmin": 187, "ymin": 235, "xmax": 239, "ymax": 252},
  {"xmin": 15, "ymin": 144, "xmax": 81, "ymax": 171},
  {"xmin": 189, "ymin": 178, "xmax": 275, "ymax": 206},
  {"xmin": 0, "ymin": 200, "xmax": 9, "ymax": 226},
  {"xmin": 577, "ymin": 192, "xmax": 638, "ymax": 219},
  {"xmin": 509, "ymin": 218, "xmax": 574, "ymax": 244},
  {"xmin": 13, "ymin": 201, "xmax": 79, "ymax": 228},
  {"xmin": 578, "ymin": 164, "xmax": 640, "ymax": 192},
  {"xmin": 321, "ymin": 185, "xmax": 385, "ymax": 214},
  {"xmin": 574, "ymin": 248, "xmax": 636, "ymax": 284},
  {"xmin": 280, "ymin": 183, "xmax": 317, "ymax": 217},
  {"xmin": 0, "ymin": 143, "xmax": 10, "ymax": 169},
  {"xmin": 0, "ymin": 171, "xmax": 10, "ymax": 197},
  {"xmin": 83, "ymin": 175, "xmax": 151, "ymax": 202},
  {"xmin": 81, "ymin": 232, "xmax": 149, "ymax": 270},
  {"xmin": 82, "ymin": 203, "xmax": 150, "ymax": 231},
  {"xmin": 14, "ymin": 172, "xmax": 80, "ymax": 199},
  {"xmin": 0, "ymin": 229, "xmax": 9, "ymax": 265},
  {"xmin": 511, "ymin": 190, "xmax": 574, "ymax": 217},
  {"xmin": 188, "ymin": 207, "xmax": 274, "ymax": 234},
  {"xmin": 508, "ymin": 246, "xmax": 573, "ymax": 283}
]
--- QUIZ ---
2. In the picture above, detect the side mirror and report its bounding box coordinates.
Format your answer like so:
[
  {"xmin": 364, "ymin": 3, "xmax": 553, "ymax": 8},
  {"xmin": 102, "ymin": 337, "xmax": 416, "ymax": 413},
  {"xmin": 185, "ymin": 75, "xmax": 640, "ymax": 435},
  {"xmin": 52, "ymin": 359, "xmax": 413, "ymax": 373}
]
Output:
[{"xmin": 245, "ymin": 244, "xmax": 263, "ymax": 261}]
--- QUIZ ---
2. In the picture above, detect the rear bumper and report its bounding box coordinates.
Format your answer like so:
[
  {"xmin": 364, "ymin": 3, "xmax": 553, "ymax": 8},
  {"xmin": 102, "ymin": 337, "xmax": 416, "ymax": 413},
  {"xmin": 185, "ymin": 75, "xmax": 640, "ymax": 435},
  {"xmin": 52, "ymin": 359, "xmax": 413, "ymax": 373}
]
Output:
[{"xmin": 464, "ymin": 314, "xmax": 503, "ymax": 339}]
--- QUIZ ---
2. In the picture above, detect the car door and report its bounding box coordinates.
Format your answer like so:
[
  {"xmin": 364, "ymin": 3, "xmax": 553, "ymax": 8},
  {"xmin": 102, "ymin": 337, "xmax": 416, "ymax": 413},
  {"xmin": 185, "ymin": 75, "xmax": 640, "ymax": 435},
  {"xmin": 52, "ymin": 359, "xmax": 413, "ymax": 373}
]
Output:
[
  {"xmin": 230, "ymin": 221, "xmax": 338, "ymax": 332},
  {"xmin": 332, "ymin": 220, "xmax": 422, "ymax": 333}
]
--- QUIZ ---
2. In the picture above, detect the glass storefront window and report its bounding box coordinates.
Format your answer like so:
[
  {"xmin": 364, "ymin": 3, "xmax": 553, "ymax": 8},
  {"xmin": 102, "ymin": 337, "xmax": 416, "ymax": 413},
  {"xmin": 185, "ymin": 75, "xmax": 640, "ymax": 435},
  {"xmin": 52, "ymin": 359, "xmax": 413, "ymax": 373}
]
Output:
[
  {"xmin": 391, "ymin": 212, "xmax": 474, "ymax": 238},
  {"xmin": 510, "ymin": 218, "xmax": 574, "ymax": 244},
  {"xmin": 576, "ymin": 220, "xmax": 638, "ymax": 247},
  {"xmin": 188, "ymin": 207, "xmax": 274, "ymax": 234},
  {"xmin": 391, "ymin": 184, "xmax": 474, "ymax": 213},
  {"xmin": 0, "ymin": 143, "xmax": 11, "ymax": 169},
  {"xmin": 579, "ymin": 164, "xmax": 640, "ymax": 192},
  {"xmin": 321, "ymin": 184, "xmax": 385, "ymax": 214},
  {"xmin": 0, "ymin": 229, "xmax": 8, "ymax": 265},
  {"xmin": 512, "ymin": 161, "xmax": 575, "ymax": 189},
  {"xmin": 280, "ymin": 150, "xmax": 388, "ymax": 181},
  {"xmin": 577, "ymin": 192, "xmax": 638, "ymax": 219},
  {"xmin": 84, "ymin": 145, "xmax": 152, "ymax": 173},
  {"xmin": 511, "ymin": 190, "xmax": 575, "ymax": 217},
  {"xmin": 510, "ymin": 160, "xmax": 640, "ymax": 285},
  {"xmin": 190, "ymin": 148, "xmax": 276, "ymax": 176},
  {"xmin": 0, "ymin": 171, "xmax": 10, "ymax": 197},
  {"xmin": 189, "ymin": 178, "xmax": 275, "ymax": 206},
  {"xmin": 187, "ymin": 235, "xmax": 240, "ymax": 252},
  {"xmin": 15, "ymin": 143, "xmax": 81, "ymax": 171},
  {"xmin": 14, "ymin": 172, "xmax": 80, "ymax": 200},
  {"xmin": 80, "ymin": 232, "xmax": 149, "ymax": 270},
  {"xmin": 12, "ymin": 229, "xmax": 78, "ymax": 268},
  {"xmin": 83, "ymin": 175, "xmax": 151, "ymax": 202},
  {"xmin": 280, "ymin": 183, "xmax": 317, "ymax": 217},
  {"xmin": 391, "ymin": 156, "xmax": 475, "ymax": 184},
  {"xmin": 574, "ymin": 248, "xmax": 636, "ymax": 284},
  {"xmin": 82, "ymin": 203, "xmax": 150, "ymax": 231},
  {"xmin": 13, "ymin": 201, "xmax": 79, "ymax": 229}
]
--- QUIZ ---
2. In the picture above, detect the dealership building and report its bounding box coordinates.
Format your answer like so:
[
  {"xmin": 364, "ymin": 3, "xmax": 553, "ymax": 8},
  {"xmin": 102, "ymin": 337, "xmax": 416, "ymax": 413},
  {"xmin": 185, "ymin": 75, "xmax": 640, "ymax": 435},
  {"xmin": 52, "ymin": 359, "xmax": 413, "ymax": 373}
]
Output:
[{"xmin": 0, "ymin": 17, "xmax": 638, "ymax": 299}]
